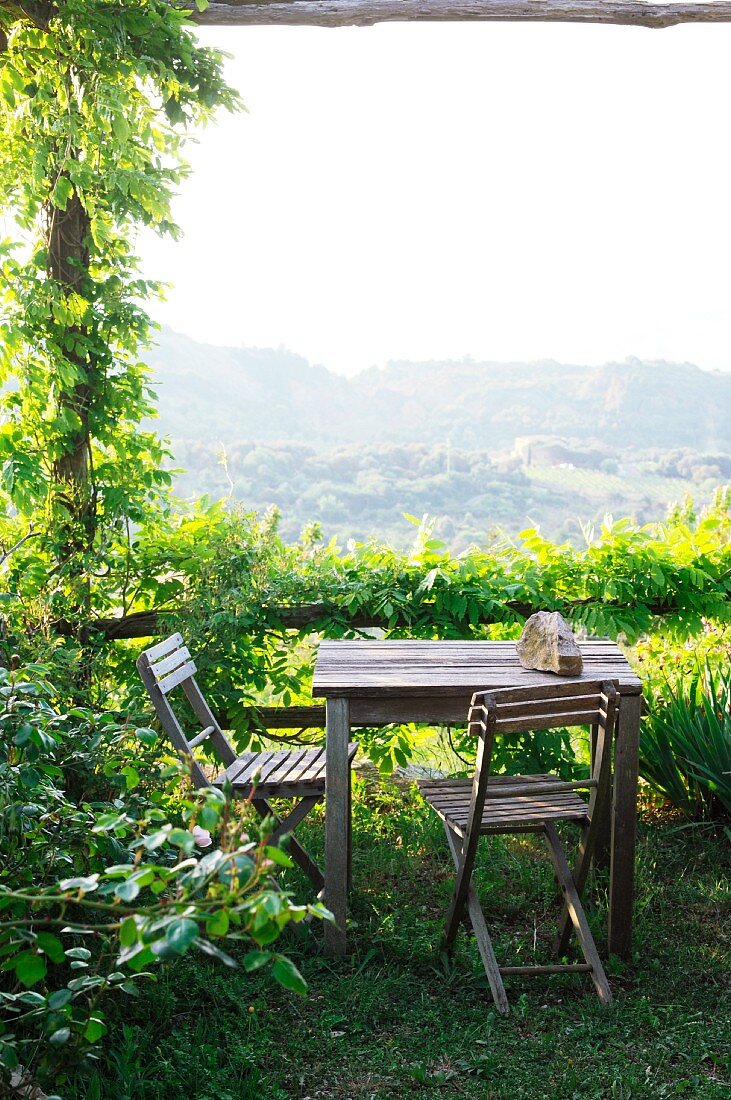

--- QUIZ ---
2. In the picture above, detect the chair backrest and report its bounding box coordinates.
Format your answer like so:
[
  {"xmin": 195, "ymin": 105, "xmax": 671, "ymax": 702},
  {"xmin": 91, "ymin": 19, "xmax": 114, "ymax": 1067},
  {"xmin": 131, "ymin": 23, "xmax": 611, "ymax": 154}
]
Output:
[
  {"xmin": 136, "ymin": 633, "xmax": 237, "ymax": 787},
  {"xmin": 462, "ymin": 679, "xmax": 618, "ymax": 853}
]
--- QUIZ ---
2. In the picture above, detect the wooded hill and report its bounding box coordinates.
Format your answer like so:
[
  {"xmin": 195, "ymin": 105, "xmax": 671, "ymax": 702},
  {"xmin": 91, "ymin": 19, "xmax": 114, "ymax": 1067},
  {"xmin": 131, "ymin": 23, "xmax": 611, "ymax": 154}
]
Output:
[
  {"xmin": 147, "ymin": 329, "xmax": 731, "ymax": 546},
  {"xmin": 148, "ymin": 329, "xmax": 730, "ymax": 453}
]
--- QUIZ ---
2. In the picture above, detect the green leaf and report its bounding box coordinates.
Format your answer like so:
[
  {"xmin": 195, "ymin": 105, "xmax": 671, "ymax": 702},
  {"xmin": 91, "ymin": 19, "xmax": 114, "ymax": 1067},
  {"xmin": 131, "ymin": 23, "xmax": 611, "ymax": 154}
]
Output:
[
  {"xmin": 166, "ymin": 918, "xmax": 198, "ymax": 954},
  {"xmin": 47, "ymin": 989, "xmax": 74, "ymax": 1010},
  {"xmin": 59, "ymin": 875, "xmax": 99, "ymax": 895},
  {"xmin": 119, "ymin": 917, "xmax": 138, "ymax": 947},
  {"xmin": 64, "ymin": 947, "xmax": 91, "ymax": 961},
  {"xmin": 36, "ymin": 933, "xmax": 64, "ymax": 964},
  {"xmin": 49, "ymin": 1028, "xmax": 71, "ymax": 1046},
  {"xmin": 205, "ymin": 909, "xmax": 229, "ymax": 937},
  {"xmin": 195, "ymin": 0, "xmax": 210, "ymax": 11},
  {"xmin": 84, "ymin": 1016, "xmax": 107, "ymax": 1043},
  {"xmin": 111, "ymin": 114, "xmax": 130, "ymax": 142},
  {"xmin": 51, "ymin": 177, "xmax": 74, "ymax": 211},
  {"xmin": 272, "ymin": 956, "xmax": 307, "ymax": 995},
  {"xmin": 263, "ymin": 845, "xmax": 293, "ymax": 868},
  {"xmin": 115, "ymin": 879, "xmax": 140, "ymax": 902},
  {"xmin": 242, "ymin": 950, "xmax": 270, "ymax": 972},
  {"xmin": 15, "ymin": 953, "xmax": 46, "ymax": 987}
]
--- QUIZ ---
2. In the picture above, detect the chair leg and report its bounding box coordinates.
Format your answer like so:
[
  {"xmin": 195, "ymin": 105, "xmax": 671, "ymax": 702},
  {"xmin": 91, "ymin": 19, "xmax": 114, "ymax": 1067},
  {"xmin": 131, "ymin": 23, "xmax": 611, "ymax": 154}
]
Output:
[
  {"xmin": 443, "ymin": 823, "xmax": 509, "ymax": 1015},
  {"xmin": 543, "ymin": 823, "xmax": 612, "ymax": 1007},
  {"xmin": 553, "ymin": 793, "xmax": 609, "ymax": 958},
  {"xmin": 253, "ymin": 796, "xmax": 325, "ymax": 893}
]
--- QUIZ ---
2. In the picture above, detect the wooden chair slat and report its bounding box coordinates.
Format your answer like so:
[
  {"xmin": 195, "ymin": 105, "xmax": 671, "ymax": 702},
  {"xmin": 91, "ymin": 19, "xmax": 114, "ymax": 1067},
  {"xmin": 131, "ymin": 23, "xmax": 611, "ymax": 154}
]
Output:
[
  {"xmin": 494, "ymin": 709, "xmax": 602, "ymax": 734},
  {"xmin": 263, "ymin": 747, "xmax": 311, "ymax": 787},
  {"xmin": 220, "ymin": 753, "xmax": 259, "ymax": 785},
  {"xmin": 157, "ymin": 660, "xmax": 197, "ymax": 694},
  {"xmin": 495, "ymin": 694, "xmax": 601, "ymax": 720},
  {"xmin": 256, "ymin": 750, "xmax": 297, "ymax": 785},
  {"xmin": 144, "ymin": 632, "xmax": 184, "ymax": 662},
  {"xmin": 472, "ymin": 678, "xmax": 619, "ymax": 708},
  {"xmin": 286, "ymin": 747, "xmax": 326, "ymax": 785},
  {"xmin": 148, "ymin": 646, "xmax": 194, "ymax": 679}
]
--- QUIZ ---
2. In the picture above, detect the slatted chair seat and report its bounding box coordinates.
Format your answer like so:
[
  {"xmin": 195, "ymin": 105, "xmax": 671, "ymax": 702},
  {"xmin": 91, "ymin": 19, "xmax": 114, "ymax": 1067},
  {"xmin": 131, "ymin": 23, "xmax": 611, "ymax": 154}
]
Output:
[
  {"xmin": 419, "ymin": 775, "xmax": 591, "ymax": 833},
  {"xmin": 418, "ymin": 679, "xmax": 618, "ymax": 1015},
  {"xmin": 137, "ymin": 633, "xmax": 357, "ymax": 896},
  {"xmin": 215, "ymin": 743, "xmax": 358, "ymax": 799}
]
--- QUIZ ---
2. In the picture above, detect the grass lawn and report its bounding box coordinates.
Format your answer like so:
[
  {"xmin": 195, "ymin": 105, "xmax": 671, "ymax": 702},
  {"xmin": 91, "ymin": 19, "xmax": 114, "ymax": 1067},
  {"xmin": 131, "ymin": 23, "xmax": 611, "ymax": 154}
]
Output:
[{"xmin": 87, "ymin": 780, "xmax": 730, "ymax": 1100}]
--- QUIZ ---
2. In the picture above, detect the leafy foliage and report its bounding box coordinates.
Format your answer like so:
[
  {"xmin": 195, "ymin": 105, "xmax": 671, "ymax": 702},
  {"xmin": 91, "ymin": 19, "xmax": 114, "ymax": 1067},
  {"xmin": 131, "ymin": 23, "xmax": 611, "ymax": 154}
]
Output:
[
  {"xmin": 641, "ymin": 661, "xmax": 731, "ymax": 818},
  {"xmin": 0, "ymin": 663, "xmax": 324, "ymax": 1092},
  {"xmin": 0, "ymin": 0, "xmax": 240, "ymax": 622}
]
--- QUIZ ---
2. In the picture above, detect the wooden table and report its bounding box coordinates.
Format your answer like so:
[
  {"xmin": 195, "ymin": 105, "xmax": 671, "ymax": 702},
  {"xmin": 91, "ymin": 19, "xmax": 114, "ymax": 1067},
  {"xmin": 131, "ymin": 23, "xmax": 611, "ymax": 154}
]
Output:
[{"xmin": 312, "ymin": 637, "xmax": 643, "ymax": 958}]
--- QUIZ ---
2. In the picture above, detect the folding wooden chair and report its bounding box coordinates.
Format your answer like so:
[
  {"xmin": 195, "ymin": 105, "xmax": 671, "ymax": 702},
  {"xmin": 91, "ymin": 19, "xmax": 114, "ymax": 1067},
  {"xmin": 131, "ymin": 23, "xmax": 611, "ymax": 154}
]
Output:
[
  {"xmin": 419, "ymin": 679, "xmax": 617, "ymax": 1014},
  {"xmin": 137, "ymin": 633, "xmax": 357, "ymax": 893}
]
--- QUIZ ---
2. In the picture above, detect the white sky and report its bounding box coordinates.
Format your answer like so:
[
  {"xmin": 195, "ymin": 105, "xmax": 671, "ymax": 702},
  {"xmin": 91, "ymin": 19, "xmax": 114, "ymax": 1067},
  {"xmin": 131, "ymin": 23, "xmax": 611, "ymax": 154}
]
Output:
[{"xmin": 140, "ymin": 22, "xmax": 731, "ymax": 376}]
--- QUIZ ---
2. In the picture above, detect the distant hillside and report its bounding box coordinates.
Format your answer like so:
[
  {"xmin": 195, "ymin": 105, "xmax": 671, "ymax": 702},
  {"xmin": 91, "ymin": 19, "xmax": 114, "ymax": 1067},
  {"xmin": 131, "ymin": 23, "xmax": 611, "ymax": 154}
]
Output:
[
  {"xmin": 146, "ymin": 330, "xmax": 731, "ymax": 453},
  {"xmin": 145, "ymin": 330, "xmax": 730, "ymax": 546}
]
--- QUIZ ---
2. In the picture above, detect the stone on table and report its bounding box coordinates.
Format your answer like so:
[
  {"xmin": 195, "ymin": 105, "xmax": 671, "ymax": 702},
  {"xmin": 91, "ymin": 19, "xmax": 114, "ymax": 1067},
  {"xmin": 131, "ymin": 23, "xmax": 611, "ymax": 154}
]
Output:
[{"xmin": 516, "ymin": 611, "xmax": 583, "ymax": 676}]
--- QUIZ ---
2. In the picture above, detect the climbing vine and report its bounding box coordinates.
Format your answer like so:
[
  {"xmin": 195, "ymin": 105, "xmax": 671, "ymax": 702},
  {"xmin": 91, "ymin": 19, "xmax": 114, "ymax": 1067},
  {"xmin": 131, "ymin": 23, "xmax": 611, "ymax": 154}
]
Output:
[{"xmin": 0, "ymin": 0, "xmax": 240, "ymax": 632}]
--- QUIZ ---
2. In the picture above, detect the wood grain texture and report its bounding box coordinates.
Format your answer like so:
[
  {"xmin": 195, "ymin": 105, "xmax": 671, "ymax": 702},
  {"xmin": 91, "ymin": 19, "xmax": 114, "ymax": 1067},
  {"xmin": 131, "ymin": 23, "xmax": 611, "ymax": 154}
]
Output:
[
  {"xmin": 191, "ymin": 0, "xmax": 731, "ymax": 29},
  {"xmin": 544, "ymin": 822, "xmax": 612, "ymax": 1005},
  {"xmin": 609, "ymin": 692, "xmax": 642, "ymax": 959},
  {"xmin": 313, "ymin": 639, "xmax": 641, "ymax": 698},
  {"xmin": 324, "ymin": 697, "xmax": 351, "ymax": 957},
  {"xmin": 444, "ymin": 822, "xmax": 509, "ymax": 1014}
]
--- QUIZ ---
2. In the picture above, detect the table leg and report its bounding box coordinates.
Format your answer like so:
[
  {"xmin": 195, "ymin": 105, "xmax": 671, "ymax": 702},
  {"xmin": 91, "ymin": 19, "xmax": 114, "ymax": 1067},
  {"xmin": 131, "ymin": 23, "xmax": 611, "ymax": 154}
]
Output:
[
  {"xmin": 324, "ymin": 697, "xmax": 350, "ymax": 957},
  {"xmin": 608, "ymin": 693, "xmax": 642, "ymax": 959}
]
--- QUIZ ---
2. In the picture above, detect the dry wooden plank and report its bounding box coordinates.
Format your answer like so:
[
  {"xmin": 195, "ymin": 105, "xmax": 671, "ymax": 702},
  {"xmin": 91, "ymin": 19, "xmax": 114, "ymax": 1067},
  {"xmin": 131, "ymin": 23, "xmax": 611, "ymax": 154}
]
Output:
[
  {"xmin": 609, "ymin": 692, "xmax": 641, "ymax": 959},
  {"xmin": 500, "ymin": 964, "xmax": 591, "ymax": 975},
  {"xmin": 157, "ymin": 660, "xmax": 197, "ymax": 694},
  {"xmin": 444, "ymin": 822, "xmax": 509, "ymax": 1014},
  {"xmin": 324, "ymin": 697, "xmax": 350, "ymax": 957},
  {"xmin": 255, "ymin": 750, "xmax": 297, "ymax": 786},
  {"xmin": 544, "ymin": 823, "xmax": 612, "ymax": 1006},
  {"xmin": 218, "ymin": 752, "xmax": 259, "ymax": 786},
  {"xmin": 144, "ymin": 632, "xmax": 184, "ymax": 662},
  {"xmin": 149, "ymin": 646, "xmax": 193, "ymax": 679},
  {"xmin": 495, "ymin": 709, "xmax": 602, "ymax": 734},
  {"xmin": 288, "ymin": 747, "xmax": 326, "ymax": 785},
  {"xmin": 228, "ymin": 750, "xmax": 275, "ymax": 787},
  {"xmin": 194, "ymin": 2, "xmax": 731, "ymax": 32},
  {"xmin": 493, "ymin": 694, "xmax": 602, "ymax": 719},
  {"xmin": 263, "ymin": 747, "xmax": 310, "ymax": 787}
]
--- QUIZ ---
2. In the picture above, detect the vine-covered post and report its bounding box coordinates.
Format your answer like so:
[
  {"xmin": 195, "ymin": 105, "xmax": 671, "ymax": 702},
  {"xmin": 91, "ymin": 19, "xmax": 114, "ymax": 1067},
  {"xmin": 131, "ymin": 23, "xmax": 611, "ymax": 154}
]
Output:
[{"xmin": 0, "ymin": 0, "xmax": 241, "ymax": 661}]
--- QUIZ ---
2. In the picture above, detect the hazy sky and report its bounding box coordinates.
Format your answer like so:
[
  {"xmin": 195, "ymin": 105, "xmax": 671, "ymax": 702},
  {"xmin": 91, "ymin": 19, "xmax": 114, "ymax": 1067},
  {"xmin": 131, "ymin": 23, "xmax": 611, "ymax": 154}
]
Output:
[{"xmin": 140, "ymin": 22, "xmax": 731, "ymax": 376}]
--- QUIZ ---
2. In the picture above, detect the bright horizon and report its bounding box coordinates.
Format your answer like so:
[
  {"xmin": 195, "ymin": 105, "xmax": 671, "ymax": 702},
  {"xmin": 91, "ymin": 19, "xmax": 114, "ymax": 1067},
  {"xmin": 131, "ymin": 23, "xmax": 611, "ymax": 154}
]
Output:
[{"xmin": 140, "ymin": 22, "xmax": 731, "ymax": 377}]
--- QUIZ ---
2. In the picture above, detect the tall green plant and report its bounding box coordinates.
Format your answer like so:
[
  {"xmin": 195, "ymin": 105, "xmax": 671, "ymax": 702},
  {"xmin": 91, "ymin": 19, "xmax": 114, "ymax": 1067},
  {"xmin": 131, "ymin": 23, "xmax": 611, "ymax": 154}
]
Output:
[
  {"xmin": 641, "ymin": 663, "xmax": 731, "ymax": 819},
  {"xmin": 0, "ymin": 0, "xmax": 240, "ymax": 639}
]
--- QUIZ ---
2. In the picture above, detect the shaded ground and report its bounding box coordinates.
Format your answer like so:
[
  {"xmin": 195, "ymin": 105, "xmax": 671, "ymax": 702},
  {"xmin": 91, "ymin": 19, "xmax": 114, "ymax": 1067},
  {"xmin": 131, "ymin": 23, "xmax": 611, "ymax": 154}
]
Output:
[{"xmin": 87, "ymin": 782, "xmax": 729, "ymax": 1100}]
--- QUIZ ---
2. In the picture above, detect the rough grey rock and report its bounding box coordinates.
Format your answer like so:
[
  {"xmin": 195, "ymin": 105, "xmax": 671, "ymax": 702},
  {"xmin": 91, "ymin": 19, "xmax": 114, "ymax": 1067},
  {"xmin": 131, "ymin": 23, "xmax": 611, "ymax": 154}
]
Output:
[{"xmin": 516, "ymin": 611, "xmax": 583, "ymax": 676}]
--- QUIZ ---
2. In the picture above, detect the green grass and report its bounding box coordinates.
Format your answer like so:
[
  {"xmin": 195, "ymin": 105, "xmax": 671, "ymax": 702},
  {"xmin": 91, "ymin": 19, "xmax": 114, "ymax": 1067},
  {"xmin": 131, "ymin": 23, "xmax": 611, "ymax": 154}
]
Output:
[{"xmin": 82, "ymin": 781, "xmax": 729, "ymax": 1100}]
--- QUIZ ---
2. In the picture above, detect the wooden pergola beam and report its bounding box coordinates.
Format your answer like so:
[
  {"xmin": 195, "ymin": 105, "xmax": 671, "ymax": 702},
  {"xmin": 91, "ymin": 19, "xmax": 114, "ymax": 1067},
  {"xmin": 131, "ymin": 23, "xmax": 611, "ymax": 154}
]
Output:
[{"xmin": 191, "ymin": 1, "xmax": 731, "ymax": 30}]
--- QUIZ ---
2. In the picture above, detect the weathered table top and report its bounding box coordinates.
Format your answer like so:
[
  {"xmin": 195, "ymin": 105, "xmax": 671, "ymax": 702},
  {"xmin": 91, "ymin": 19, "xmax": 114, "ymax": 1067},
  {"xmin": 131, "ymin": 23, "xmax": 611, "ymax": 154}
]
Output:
[{"xmin": 312, "ymin": 638, "xmax": 642, "ymax": 699}]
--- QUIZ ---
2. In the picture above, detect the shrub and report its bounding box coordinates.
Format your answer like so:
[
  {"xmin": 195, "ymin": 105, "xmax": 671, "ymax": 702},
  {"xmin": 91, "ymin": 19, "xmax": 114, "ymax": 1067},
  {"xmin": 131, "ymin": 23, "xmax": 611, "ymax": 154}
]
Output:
[{"xmin": 0, "ymin": 664, "xmax": 326, "ymax": 1096}]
